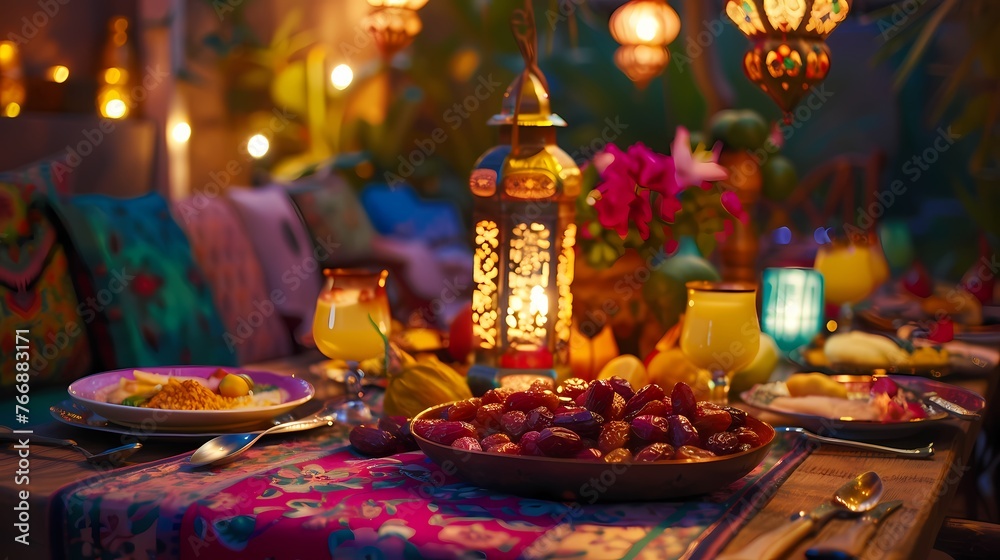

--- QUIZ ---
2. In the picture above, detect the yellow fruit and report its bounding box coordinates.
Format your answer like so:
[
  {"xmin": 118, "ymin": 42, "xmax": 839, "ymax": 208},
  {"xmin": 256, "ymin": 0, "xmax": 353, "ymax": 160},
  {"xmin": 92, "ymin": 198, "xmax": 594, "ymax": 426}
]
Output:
[
  {"xmin": 646, "ymin": 348, "xmax": 711, "ymax": 400},
  {"xmin": 730, "ymin": 333, "xmax": 779, "ymax": 397},
  {"xmin": 785, "ymin": 373, "xmax": 847, "ymax": 399},
  {"xmin": 218, "ymin": 373, "xmax": 253, "ymax": 398},
  {"xmin": 383, "ymin": 356, "xmax": 473, "ymax": 418},
  {"xmin": 597, "ymin": 355, "xmax": 648, "ymax": 387}
]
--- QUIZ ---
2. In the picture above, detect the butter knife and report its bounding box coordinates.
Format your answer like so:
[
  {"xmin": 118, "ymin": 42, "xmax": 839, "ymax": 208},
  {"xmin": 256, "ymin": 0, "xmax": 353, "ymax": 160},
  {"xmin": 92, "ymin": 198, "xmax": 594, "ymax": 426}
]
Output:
[
  {"xmin": 805, "ymin": 500, "xmax": 904, "ymax": 560},
  {"xmin": 892, "ymin": 382, "xmax": 980, "ymax": 421}
]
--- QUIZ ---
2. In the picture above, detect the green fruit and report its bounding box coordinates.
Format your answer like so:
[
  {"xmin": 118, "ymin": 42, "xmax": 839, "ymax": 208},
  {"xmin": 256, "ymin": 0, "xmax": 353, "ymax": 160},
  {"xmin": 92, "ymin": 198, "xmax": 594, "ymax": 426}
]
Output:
[
  {"xmin": 642, "ymin": 250, "xmax": 720, "ymax": 327},
  {"xmin": 761, "ymin": 155, "xmax": 798, "ymax": 201},
  {"xmin": 729, "ymin": 111, "xmax": 769, "ymax": 150},
  {"xmin": 709, "ymin": 110, "xmax": 741, "ymax": 146}
]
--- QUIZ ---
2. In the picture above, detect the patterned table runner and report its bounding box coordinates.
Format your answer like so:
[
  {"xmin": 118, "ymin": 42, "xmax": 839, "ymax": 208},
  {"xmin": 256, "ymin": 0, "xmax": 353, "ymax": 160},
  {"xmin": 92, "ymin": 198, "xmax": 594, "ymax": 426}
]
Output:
[{"xmin": 51, "ymin": 430, "xmax": 808, "ymax": 560}]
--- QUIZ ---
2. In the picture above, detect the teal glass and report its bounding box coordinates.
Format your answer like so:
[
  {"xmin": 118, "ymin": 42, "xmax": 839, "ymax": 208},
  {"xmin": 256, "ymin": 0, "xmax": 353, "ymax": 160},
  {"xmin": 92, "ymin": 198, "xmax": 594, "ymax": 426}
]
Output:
[{"xmin": 761, "ymin": 267, "xmax": 825, "ymax": 354}]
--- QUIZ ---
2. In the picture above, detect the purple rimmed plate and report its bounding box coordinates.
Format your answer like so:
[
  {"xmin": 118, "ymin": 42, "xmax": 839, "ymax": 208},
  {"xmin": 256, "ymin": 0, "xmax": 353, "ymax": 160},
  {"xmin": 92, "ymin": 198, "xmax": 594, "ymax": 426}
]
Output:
[
  {"xmin": 411, "ymin": 403, "xmax": 775, "ymax": 502},
  {"xmin": 68, "ymin": 366, "xmax": 314, "ymax": 433}
]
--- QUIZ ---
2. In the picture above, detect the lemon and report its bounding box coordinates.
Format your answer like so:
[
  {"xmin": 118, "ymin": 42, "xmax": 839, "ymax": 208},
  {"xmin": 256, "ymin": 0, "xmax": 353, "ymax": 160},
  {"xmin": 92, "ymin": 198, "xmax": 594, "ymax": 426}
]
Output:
[
  {"xmin": 645, "ymin": 347, "xmax": 711, "ymax": 398},
  {"xmin": 597, "ymin": 355, "xmax": 648, "ymax": 388}
]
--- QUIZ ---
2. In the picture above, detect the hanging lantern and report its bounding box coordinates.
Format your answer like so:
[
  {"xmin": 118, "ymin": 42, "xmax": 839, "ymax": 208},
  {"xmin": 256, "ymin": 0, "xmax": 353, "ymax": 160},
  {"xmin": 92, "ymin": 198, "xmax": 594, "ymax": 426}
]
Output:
[
  {"xmin": 467, "ymin": 1, "xmax": 579, "ymax": 394},
  {"xmin": 364, "ymin": 0, "xmax": 427, "ymax": 59},
  {"xmin": 609, "ymin": 0, "xmax": 680, "ymax": 88},
  {"xmin": 725, "ymin": 0, "xmax": 849, "ymax": 119}
]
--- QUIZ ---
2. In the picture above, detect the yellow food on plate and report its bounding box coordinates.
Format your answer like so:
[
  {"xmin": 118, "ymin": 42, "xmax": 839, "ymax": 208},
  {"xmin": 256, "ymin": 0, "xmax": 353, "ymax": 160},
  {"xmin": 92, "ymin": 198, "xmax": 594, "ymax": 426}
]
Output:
[
  {"xmin": 218, "ymin": 373, "xmax": 254, "ymax": 398},
  {"xmin": 144, "ymin": 379, "xmax": 250, "ymax": 410},
  {"xmin": 785, "ymin": 373, "xmax": 848, "ymax": 399}
]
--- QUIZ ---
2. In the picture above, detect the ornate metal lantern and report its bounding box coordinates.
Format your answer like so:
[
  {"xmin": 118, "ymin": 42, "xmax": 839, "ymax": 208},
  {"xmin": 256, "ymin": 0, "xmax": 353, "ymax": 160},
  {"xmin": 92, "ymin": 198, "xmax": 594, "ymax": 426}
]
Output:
[
  {"xmin": 467, "ymin": 2, "xmax": 580, "ymax": 392},
  {"xmin": 725, "ymin": 0, "xmax": 849, "ymax": 118},
  {"xmin": 364, "ymin": 0, "xmax": 428, "ymax": 59},
  {"xmin": 609, "ymin": 0, "xmax": 681, "ymax": 88}
]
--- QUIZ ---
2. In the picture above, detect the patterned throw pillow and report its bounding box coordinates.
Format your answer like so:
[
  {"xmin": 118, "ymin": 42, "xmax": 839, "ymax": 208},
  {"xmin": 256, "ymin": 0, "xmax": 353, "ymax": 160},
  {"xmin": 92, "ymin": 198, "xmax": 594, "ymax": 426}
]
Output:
[
  {"xmin": 226, "ymin": 185, "xmax": 322, "ymax": 341},
  {"xmin": 0, "ymin": 162, "xmax": 92, "ymax": 388},
  {"xmin": 54, "ymin": 192, "xmax": 236, "ymax": 368},
  {"xmin": 172, "ymin": 195, "xmax": 293, "ymax": 363},
  {"xmin": 287, "ymin": 174, "xmax": 376, "ymax": 264}
]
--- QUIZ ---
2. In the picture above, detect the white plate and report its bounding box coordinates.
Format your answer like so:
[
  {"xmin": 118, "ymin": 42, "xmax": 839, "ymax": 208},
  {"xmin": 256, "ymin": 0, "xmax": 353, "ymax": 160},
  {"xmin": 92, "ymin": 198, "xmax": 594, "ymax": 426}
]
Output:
[
  {"xmin": 739, "ymin": 374, "xmax": 986, "ymax": 440},
  {"xmin": 68, "ymin": 366, "xmax": 314, "ymax": 433}
]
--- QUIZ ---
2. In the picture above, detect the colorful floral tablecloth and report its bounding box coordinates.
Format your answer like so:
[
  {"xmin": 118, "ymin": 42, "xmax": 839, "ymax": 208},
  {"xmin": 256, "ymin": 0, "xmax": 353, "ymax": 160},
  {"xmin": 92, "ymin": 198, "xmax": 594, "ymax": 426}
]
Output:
[{"xmin": 51, "ymin": 429, "xmax": 808, "ymax": 560}]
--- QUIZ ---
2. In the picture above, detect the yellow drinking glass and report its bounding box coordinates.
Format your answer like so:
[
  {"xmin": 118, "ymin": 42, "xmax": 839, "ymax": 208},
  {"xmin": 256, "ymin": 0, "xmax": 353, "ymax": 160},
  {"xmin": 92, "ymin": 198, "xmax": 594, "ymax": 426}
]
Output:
[
  {"xmin": 313, "ymin": 268, "xmax": 391, "ymax": 424},
  {"xmin": 814, "ymin": 241, "xmax": 877, "ymax": 330},
  {"xmin": 680, "ymin": 281, "xmax": 761, "ymax": 405}
]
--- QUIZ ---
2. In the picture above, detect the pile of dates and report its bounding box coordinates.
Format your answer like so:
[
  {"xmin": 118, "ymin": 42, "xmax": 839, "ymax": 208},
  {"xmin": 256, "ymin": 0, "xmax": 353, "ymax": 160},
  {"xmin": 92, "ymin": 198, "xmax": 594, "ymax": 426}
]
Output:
[
  {"xmin": 348, "ymin": 415, "xmax": 420, "ymax": 457},
  {"xmin": 408, "ymin": 378, "xmax": 764, "ymax": 463}
]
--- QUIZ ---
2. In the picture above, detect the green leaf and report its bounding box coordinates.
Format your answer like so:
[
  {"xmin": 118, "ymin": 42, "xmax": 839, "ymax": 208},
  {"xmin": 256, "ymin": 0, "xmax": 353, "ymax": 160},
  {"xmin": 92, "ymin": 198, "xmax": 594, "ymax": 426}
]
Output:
[
  {"xmin": 893, "ymin": 0, "xmax": 960, "ymax": 90},
  {"xmin": 369, "ymin": 313, "xmax": 389, "ymax": 374}
]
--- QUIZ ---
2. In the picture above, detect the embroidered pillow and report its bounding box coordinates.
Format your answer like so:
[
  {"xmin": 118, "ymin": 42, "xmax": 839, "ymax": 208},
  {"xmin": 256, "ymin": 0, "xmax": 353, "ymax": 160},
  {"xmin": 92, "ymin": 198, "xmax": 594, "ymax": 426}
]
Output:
[
  {"xmin": 55, "ymin": 192, "xmax": 235, "ymax": 368},
  {"xmin": 0, "ymin": 162, "xmax": 92, "ymax": 387},
  {"xmin": 226, "ymin": 185, "xmax": 321, "ymax": 341},
  {"xmin": 287, "ymin": 174, "xmax": 376, "ymax": 264},
  {"xmin": 172, "ymin": 195, "xmax": 293, "ymax": 363}
]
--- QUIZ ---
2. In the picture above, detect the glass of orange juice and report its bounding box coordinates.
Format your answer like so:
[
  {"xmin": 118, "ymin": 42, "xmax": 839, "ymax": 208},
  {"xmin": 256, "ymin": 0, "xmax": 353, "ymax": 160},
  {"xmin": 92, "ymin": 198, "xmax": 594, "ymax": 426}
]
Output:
[
  {"xmin": 814, "ymin": 240, "xmax": 877, "ymax": 330},
  {"xmin": 313, "ymin": 268, "xmax": 391, "ymax": 424},
  {"xmin": 680, "ymin": 281, "xmax": 761, "ymax": 405}
]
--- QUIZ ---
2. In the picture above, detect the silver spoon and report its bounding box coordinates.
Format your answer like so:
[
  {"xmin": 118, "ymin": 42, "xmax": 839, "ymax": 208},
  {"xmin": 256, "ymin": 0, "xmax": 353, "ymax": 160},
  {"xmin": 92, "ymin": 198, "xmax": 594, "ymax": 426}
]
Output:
[
  {"xmin": 190, "ymin": 411, "xmax": 334, "ymax": 467},
  {"xmin": 718, "ymin": 471, "xmax": 885, "ymax": 560},
  {"xmin": 0, "ymin": 431, "xmax": 141, "ymax": 467},
  {"xmin": 777, "ymin": 427, "xmax": 934, "ymax": 458}
]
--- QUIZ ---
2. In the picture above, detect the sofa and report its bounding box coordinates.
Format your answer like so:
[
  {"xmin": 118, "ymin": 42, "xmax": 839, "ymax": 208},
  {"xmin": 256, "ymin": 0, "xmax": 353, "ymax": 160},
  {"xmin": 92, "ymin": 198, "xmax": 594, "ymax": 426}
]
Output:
[{"xmin": 0, "ymin": 152, "xmax": 471, "ymax": 421}]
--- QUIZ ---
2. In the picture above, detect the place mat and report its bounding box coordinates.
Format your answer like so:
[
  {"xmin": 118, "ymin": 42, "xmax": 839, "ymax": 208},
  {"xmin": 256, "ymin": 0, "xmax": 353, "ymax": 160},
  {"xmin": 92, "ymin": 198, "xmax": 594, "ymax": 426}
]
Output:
[{"xmin": 49, "ymin": 430, "xmax": 808, "ymax": 560}]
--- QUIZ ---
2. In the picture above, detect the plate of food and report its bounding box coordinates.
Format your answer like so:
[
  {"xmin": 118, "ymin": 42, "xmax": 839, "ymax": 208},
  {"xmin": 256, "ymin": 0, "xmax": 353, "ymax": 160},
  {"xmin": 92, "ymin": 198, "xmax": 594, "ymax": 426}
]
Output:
[
  {"xmin": 741, "ymin": 373, "xmax": 985, "ymax": 439},
  {"xmin": 68, "ymin": 366, "xmax": 314, "ymax": 432},
  {"xmin": 792, "ymin": 331, "xmax": 951, "ymax": 377},
  {"xmin": 401, "ymin": 379, "xmax": 775, "ymax": 502}
]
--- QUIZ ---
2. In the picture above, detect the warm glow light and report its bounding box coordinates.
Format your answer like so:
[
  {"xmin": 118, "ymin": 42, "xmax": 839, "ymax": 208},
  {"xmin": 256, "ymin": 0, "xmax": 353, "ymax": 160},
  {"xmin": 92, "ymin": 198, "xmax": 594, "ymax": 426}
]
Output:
[
  {"xmin": 103, "ymin": 99, "xmax": 127, "ymax": 119},
  {"xmin": 171, "ymin": 122, "xmax": 191, "ymax": 143},
  {"xmin": 366, "ymin": 0, "xmax": 428, "ymax": 9},
  {"xmin": 529, "ymin": 285, "xmax": 549, "ymax": 317},
  {"xmin": 635, "ymin": 15, "xmax": 659, "ymax": 42},
  {"xmin": 104, "ymin": 67, "xmax": 123, "ymax": 85},
  {"xmin": 0, "ymin": 42, "xmax": 14, "ymax": 65},
  {"xmin": 247, "ymin": 134, "xmax": 269, "ymax": 158},
  {"xmin": 330, "ymin": 64, "xmax": 353, "ymax": 90},
  {"xmin": 3, "ymin": 103, "xmax": 20, "ymax": 118},
  {"xmin": 48, "ymin": 65, "xmax": 69, "ymax": 83},
  {"xmin": 827, "ymin": 320, "xmax": 838, "ymax": 332}
]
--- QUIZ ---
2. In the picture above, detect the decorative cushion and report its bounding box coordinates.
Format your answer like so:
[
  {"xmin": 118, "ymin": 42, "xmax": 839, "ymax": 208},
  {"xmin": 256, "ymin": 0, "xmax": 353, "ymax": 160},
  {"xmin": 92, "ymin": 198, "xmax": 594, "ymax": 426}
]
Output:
[
  {"xmin": 54, "ymin": 192, "xmax": 235, "ymax": 368},
  {"xmin": 172, "ymin": 196, "xmax": 293, "ymax": 363},
  {"xmin": 0, "ymin": 162, "xmax": 92, "ymax": 388},
  {"xmin": 226, "ymin": 185, "xmax": 321, "ymax": 341},
  {"xmin": 287, "ymin": 173, "xmax": 376, "ymax": 263},
  {"xmin": 359, "ymin": 183, "xmax": 465, "ymax": 248}
]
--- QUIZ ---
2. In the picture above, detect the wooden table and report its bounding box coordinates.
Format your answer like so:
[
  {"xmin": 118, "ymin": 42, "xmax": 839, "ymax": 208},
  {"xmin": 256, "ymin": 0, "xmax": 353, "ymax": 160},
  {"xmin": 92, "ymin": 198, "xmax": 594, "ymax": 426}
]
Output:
[{"xmin": 2, "ymin": 358, "xmax": 994, "ymax": 560}]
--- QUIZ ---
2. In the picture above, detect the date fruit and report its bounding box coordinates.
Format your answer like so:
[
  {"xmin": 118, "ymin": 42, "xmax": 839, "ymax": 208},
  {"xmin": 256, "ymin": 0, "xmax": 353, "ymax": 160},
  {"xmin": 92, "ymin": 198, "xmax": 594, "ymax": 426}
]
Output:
[
  {"xmin": 525, "ymin": 406, "xmax": 554, "ymax": 432},
  {"xmin": 671, "ymin": 382, "xmax": 697, "ymax": 419},
  {"xmin": 705, "ymin": 432, "xmax": 740, "ymax": 456},
  {"xmin": 451, "ymin": 437, "xmax": 482, "ymax": 452},
  {"xmin": 607, "ymin": 376, "xmax": 636, "ymax": 401},
  {"xmin": 635, "ymin": 443, "xmax": 675, "ymax": 462},
  {"xmin": 624, "ymin": 384, "xmax": 666, "ymax": 419},
  {"xmin": 480, "ymin": 433, "xmax": 511, "ymax": 449},
  {"xmin": 519, "ymin": 431, "xmax": 543, "ymax": 456},
  {"xmin": 603, "ymin": 448, "xmax": 633, "ymax": 463},
  {"xmin": 536, "ymin": 427, "xmax": 583, "ymax": 457},
  {"xmin": 501, "ymin": 410, "xmax": 528, "ymax": 439},
  {"xmin": 557, "ymin": 377, "xmax": 589, "ymax": 399},
  {"xmin": 446, "ymin": 399, "xmax": 480, "ymax": 422},
  {"xmin": 630, "ymin": 414, "xmax": 670, "ymax": 444},
  {"xmin": 598, "ymin": 420, "xmax": 630, "ymax": 454},
  {"xmin": 507, "ymin": 389, "xmax": 560, "ymax": 412},
  {"xmin": 421, "ymin": 421, "xmax": 477, "ymax": 445},
  {"xmin": 349, "ymin": 426, "xmax": 398, "ymax": 457},
  {"xmin": 675, "ymin": 445, "xmax": 717, "ymax": 460},
  {"xmin": 552, "ymin": 409, "xmax": 603, "ymax": 438},
  {"xmin": 668, "ymin": 415, "xmax": 700, "ymax": 448}
]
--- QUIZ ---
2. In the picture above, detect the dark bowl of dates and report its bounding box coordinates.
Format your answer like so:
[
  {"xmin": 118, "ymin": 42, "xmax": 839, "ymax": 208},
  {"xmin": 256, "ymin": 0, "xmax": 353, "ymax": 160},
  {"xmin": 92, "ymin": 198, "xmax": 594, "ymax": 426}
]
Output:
[{"xmin": 410, "ymin": 402, "xmax": 775, "ymax": 503}]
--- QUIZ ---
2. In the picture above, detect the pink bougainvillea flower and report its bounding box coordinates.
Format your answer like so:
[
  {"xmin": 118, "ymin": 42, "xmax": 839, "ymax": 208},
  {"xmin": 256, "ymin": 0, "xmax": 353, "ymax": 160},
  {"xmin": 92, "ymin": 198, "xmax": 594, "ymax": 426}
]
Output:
[
  {"xmin": 720, "ymin": 190, "xmax": 750, "ymax": 225},
  {"xmin": 672, "ymin": 126, "xmax": 728, "ymax": 188},
  {"xmin": 629, "ymin": 188, "xmax": 653, "ymax": 240},
  {"xmin": 714, "ymin": 218, "xmax": 735, "ymax": 243},
  {"xmin": 769, "ymin": 122, "xmax": 784, "ymax": 149},
  {"xmin": 625, "ymin": 142, "xmax": 684, "ymax": 222}
]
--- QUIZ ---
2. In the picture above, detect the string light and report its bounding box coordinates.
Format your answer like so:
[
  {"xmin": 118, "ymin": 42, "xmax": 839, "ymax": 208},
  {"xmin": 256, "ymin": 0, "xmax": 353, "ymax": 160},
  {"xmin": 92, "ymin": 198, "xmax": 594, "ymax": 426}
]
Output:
[
  {"xmin": 330, "ymin": 64, "xmax": 353, "ymax": 90},
  {"xmin": 171, "ymin": 122, "xmax": 191, "ymax": 143},
  {"xmin": 247, "ymin": 134, "xmax": 269, "ymax": 158}
]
